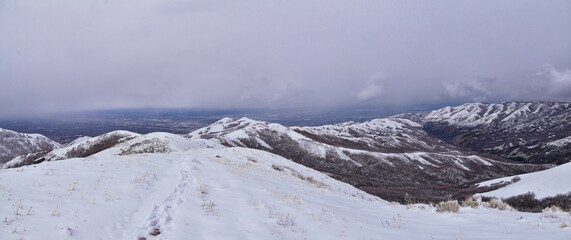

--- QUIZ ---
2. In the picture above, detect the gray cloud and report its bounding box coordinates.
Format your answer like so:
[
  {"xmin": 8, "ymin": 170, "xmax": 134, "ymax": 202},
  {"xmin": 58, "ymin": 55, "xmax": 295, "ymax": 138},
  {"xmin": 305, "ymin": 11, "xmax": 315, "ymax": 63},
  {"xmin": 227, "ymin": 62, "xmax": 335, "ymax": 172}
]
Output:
[
  {"xmin": 356, "ymin": 72, "xmax": 386, "ymax": 102},
  {"xmin": 443, "ymin": 76, "xmax": 496, "ymax": 103},
  {"xmin": 540, "ymin": 64, "xmax": 571, "ymax": 97},
  {"xmin": 0, "ymin": 0, "xmax": 570, "ymax": 117}
]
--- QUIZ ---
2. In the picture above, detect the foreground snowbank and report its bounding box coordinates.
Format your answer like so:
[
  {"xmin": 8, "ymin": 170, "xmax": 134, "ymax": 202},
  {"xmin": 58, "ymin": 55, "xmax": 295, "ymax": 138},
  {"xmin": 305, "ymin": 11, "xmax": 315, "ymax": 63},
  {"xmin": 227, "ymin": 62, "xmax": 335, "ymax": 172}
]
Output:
[
  {"xmin": 0, "ymin": 147, "xmax": 569, "ymax": 239},
  {"xmin": 479, "ymin": 162, "xmax": 571, "ymax": 199}
]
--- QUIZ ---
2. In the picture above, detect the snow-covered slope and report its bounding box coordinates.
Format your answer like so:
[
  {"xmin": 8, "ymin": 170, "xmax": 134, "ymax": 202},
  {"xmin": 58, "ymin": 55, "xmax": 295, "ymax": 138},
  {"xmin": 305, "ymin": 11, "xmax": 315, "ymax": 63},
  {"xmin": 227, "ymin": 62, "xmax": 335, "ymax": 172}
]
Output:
[
  {"xmin": 423, "ymin": 102, "xmax": 570, "ymax": 127},
  {"xmin": 45, "ymin": 130, "xmax": 141, "ymax": 161},
  {"xmin": 292, "ymin": 118, "xmax": 437, "ymax": 152},
  {"xmin": 403, "ymin": 102, "xmax": 571, "ymax": 165},
  {"xmin": 3, "ymin": 130, "xmax": 140, "ymax": 168},
  {"xmin": 546, "ymin": 136, "xmax": 571, "ymax": 148},
  {"xmin": 0, "ymin": 145, "xmax": 568, "ymax": 239},
  {"xmin": 105, "ymin": 132, "xmax": 224, "ymax": 155},
  {"xmin": 3, "ymin": 131, "xmax": 224, "ymax": 169},
  {"xmin": 188, "ymin": 117, "xmax": 546, "ymax": 202},
  {"xmin": 478, "ymin": 162, "xmax": 571, "ymax": 199},
  {"xmin": 0, "ymin": 128, "xmax": 61, "ymax": 164}
]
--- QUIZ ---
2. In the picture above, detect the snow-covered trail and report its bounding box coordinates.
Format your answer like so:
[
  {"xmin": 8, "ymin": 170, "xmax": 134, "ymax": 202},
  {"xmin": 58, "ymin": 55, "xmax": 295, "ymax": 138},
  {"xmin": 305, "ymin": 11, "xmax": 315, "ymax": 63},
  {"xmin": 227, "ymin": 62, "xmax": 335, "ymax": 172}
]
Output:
[
  {"xmin": 1, "ymin": 147, "xmax": 570, "ymax": 239},
  {"xmin": 108, "ymin": 153, "xmax": 267, "ymax": 239},
  {"xmin": 135, "ymin": 153, "xmax": 278, "ymax": 239},
  {"xmin": 117, "ymin": 159, "xmax": 198, "ymax": 239},
  {"xmin": 141, "ymin": 160, "xmax": 193, "ymax": 237}
]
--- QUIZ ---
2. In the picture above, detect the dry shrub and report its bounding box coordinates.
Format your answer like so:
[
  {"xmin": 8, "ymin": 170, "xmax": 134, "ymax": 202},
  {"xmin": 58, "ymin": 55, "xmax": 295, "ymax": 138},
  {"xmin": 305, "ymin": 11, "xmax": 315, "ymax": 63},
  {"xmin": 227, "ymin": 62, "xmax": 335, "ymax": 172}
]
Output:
[
  {"xmin": 436, "ymin": 200, "xmax": 460, "ymax": 213},
  {"xmin": 503, "ymin": 192, "xmax": 541, "ymax": 212},
  {"xmin": 540, "ymin": 193, "xmax": 571, "ymax": 211},
  {"xmin": 481, "ymin": 192, "xmax": 571, "ymax": 213},
  {"xmin": 542, "ymin": 206, "xmax": 562, "ymax": 219},
  {"xmin": 543, "ymin": 205, "xmax": 562, "ymax": 213},
  {"xmin": 485, "ymin": 198, "xmax": 509, "ymax": 211},
  {"xmin": 461, "ymin": 197, "xmax": 479, "ymax": 208}
]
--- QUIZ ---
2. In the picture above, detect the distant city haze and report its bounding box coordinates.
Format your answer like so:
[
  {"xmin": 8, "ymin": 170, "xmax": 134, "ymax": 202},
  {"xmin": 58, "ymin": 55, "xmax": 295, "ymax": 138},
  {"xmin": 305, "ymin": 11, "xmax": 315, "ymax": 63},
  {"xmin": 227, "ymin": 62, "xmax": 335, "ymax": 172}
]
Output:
[{"xmin": 1, "ymin": 0, "xmax": 570, "ymax": 117}]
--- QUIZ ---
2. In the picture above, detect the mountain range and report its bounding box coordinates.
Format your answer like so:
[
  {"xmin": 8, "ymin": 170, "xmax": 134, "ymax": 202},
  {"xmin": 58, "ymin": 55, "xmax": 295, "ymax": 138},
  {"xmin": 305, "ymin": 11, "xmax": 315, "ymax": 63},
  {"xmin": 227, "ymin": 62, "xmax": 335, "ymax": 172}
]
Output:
[
  {"xmin": 186, "ymin": 116, "xmax": 545, "ymax": 202},
  {"xmin": 1, "ymin": 101, "xmax": 570, "ymax": 239},
  {"xmin": 402, "ymin": 102, "xmax": 571, "ymax": 164},
  {"xmin": 2, "ymin": 102, "xmax": 569, "ymax": 203}
]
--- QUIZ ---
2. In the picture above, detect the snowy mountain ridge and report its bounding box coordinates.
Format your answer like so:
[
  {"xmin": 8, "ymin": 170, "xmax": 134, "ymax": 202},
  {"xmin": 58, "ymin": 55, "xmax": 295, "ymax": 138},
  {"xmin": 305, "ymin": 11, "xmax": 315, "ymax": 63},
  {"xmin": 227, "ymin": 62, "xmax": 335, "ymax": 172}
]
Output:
[
  {"xmin": 0, "ymin": 128, "xmax": 61, "ymax": 164},
  {"xmin": 423, "ymin": 102, "xmax": 570, "ymax": 127},
  {"xmin": 3, "ymin": 131, "xmax": 222, "ymax": 169},
  {"xmin": 188, "ymin": 116, "xmax": 546, "ymax": 202},
  {"xmin": 3, "ymin": 130, "xmax": 139, "ymax": 168},
  {"xmin": 407, "ymin": 101, "xmax": 571, "ymax": 165}
]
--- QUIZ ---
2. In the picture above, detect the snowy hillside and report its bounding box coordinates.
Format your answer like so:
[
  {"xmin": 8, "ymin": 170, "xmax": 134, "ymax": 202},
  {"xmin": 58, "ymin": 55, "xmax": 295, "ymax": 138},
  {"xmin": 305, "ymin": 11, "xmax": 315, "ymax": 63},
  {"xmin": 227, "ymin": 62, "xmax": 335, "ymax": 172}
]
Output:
[
  {"xmin": 0, "ymin": 128, "xmax": 61, "ymax": 164},
  {"xmin": 479, "ymin": 162, "xmax": 571, "ymax": 199},
  {"xmin": 188, "ymin": 117, "xmax": 546, "ymax": 202},
  {"xmin": 3, "ymin": 131, "xmax": 223, "ymax": 169},
  {"xmin": 423, "ymin": 102, "xmax": 570, "ymax": 127},
  {"xmin": 0, "ymin": 142, "xmax": 568, "ymax": 239},
  {"xmin": 402, "ymin": 102, "xmax": 571, "ymax": 165},
  {"xmin": 3, "ymin": 130, "xmax": 140, "ymax": 168}
]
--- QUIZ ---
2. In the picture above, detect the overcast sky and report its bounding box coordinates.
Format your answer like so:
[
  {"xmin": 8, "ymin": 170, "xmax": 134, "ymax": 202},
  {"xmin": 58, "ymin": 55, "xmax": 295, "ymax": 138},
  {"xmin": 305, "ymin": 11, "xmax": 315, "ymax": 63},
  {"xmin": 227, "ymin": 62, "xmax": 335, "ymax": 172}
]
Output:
[{"xmin": 1, "ymin": 0, "xmax": 570, "ymax": 117}]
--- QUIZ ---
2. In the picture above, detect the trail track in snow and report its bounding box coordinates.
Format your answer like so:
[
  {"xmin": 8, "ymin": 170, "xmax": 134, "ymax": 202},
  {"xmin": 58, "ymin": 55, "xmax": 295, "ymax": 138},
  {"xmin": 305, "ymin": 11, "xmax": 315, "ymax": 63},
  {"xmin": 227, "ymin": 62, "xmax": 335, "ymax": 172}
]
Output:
[{"xmin": 138, "ymin": 160, "xmax": 195, "ymax": 239}]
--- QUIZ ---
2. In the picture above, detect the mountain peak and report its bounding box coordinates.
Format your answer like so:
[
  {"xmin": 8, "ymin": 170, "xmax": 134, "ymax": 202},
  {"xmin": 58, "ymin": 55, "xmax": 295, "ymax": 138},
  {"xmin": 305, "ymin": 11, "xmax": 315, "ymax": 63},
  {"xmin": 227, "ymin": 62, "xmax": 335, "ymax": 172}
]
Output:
[
  {"xmin": 409, "ymin": 101, "xmax": 571, "ymax": 164},
  {"xmin": 424, "ymin": 101, "xmax": 571, "ymax": 127},
  {"xmin": 0, "ymin": 128, "xmax": 61, "ymax": 164}
]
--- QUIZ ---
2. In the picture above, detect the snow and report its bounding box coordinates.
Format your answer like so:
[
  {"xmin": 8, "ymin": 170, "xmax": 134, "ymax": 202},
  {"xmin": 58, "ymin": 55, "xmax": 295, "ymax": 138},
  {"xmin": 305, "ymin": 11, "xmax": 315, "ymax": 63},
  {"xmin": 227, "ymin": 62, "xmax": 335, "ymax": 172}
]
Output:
[
  {"xmin": 289, "ymin": 117, "xmax": 430, "ymax": 156},
  {"xmin": 1, "ymin": 144, "xmax": 569, "ymax": 239},
  {"xmin": 403, "ymin": 153, "xmax": 437, "ymax": 167},
  {"xmin": 466, "ymin": 155, "xmax": 493, "ymax": 166},
  {"xmin": 451, "ymin": 156, "xmax": 469, "ymax": 171},
  {"xmin": 188, "ymin": 117, "xmax": 521, "ymax": 172},
  {"xmin": 108, "ymin": 132, "xmax": 224, "ymax": 155},
  {"xmin": 43, "ymin": 130, "xmax": 141, "ymax": 161},
  {"xmin": 424, "ymin": 103, "xmax": 494, "ymax": 126},
  {"xmin": 0, "ymin": 128, "xmax": 59, "ymax": 148},
  {"xmin": 298, "ymin": 139, "xmax": 328, "ymax": 158},
  {"xmin": 2, "ymin": 155, "xmax": 30, "ymax": 169},
  {"xmin": 188, "ymin": 118, "xmax": 316, "ymax": 152},
  {"xmin": 479, "ymin": 162, "xmax": 571, "ymax": 199},
  {"xmin": 215, "ymin": 117, "xmax": 234, "ymax": 124},
  {"xmin": 0, "ymin": 128, "xmax": 61, "ymax": 163},
  {"xmin": 224, "ymin": 129, "xmax": 251, "ymax": 143},
  {"xmin": 254, "ymin": 138, "xmax": 273, "ymax": 149},
  {"xmin": 294, "ymin": 117, "xmax": 422, "ymax": 138},
  {"xmin": 546, "ymin": 136, "xmax": 571, "ymax": 148},
  {"xmin": 66, "ymin": 136, "xmax": 92, "ymax": 147},
  {"xmin": 422, "ymin": 102, "xmax": 560, "ymax": 127},
  {"xmin": 500, "ymin": 103, "xmax": 531, "ymax": 123},
  {"xmin": 188, "ymin": 117, "xmax": 348, "ymax": 160}
]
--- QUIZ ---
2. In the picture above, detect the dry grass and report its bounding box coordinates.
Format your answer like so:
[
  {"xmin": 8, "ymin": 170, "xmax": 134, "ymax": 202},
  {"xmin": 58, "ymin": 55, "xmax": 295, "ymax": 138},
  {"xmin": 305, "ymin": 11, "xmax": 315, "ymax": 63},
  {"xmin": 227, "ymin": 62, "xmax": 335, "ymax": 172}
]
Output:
[
  {"xmin": 436, "ymin": 200, "xmax": 460, "ymax": 213},
  {"xmin": 201, "ymin": 200, "xmax": 217, "ymax": 215},
  {"xmin": 12, "ymin": 199, "xmax": 24, "ymax": 216},
  {"xmin": 461, "ymin": 197, "xmax": 479, "ymax": 208},
  {"xmin": 485, "ymin": 198, "xmax": 509, "ymax": 211}
]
